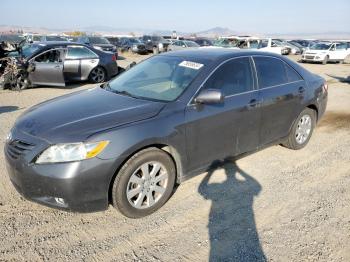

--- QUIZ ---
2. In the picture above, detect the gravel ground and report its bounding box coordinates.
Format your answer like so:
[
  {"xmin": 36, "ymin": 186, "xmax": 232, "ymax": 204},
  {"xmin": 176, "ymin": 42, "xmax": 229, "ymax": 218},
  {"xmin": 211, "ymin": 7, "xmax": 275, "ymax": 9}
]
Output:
[{"xmin": 0, "ymin": 54, "xmax": 349, "ymax": 261}]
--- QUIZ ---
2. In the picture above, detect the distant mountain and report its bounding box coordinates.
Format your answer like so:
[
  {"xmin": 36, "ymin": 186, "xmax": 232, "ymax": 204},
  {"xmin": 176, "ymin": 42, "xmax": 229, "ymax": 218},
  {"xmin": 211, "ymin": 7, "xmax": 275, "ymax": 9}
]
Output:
[
  {"xmin": 0, "ymin": 24, "xmax": 349, "ymax": 40},
  {"xmin": 195, "ymin": 27, "xmax": 239, "ymax": 37}
]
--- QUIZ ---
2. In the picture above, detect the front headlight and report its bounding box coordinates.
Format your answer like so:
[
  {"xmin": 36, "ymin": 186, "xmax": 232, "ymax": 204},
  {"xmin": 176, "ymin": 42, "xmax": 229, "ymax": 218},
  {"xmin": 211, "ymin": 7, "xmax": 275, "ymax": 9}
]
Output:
[
  {"xmin": 158, "ymin": 43, "xmax": 163, "ymax": 49},
  {"xmin": 36, "ymin": 141, "xmax": 109, "ymax": 164}
]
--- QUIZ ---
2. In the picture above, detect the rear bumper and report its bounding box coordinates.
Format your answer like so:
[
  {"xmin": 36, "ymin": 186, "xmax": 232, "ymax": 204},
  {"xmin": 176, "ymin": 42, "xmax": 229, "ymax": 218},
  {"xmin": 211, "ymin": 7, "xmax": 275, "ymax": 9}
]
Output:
[{"xmin": 105, "ymin": 62, "xmax": 119, "ymax": 78}]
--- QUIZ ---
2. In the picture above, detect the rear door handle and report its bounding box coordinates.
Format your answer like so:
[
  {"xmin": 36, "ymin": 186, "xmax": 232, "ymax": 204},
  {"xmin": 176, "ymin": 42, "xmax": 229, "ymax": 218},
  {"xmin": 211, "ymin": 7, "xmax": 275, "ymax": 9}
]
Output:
[{"xmin": 298, "ymin": 87, "xmax": 305, "ymax": 94}]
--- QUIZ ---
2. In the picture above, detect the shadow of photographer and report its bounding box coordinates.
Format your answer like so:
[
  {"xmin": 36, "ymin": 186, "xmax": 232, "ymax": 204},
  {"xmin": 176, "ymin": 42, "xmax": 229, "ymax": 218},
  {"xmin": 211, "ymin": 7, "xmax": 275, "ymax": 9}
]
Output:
[{"xmin": 199, "ymin": 160, "xmax": 266, "ymax": 261}]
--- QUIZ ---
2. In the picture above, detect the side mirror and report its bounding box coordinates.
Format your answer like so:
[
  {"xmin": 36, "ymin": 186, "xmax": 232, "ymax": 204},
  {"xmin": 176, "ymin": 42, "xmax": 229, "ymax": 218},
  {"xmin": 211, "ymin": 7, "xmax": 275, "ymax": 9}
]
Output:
[{"xmin": 194, "ymin": 89, "xmax": 224, "ymax": 104}]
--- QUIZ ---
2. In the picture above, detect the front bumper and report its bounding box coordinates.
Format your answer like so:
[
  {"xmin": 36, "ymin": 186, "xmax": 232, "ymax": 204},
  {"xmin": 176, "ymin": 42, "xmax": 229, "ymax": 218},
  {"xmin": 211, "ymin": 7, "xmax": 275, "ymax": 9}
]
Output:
[
  {"xmin": 4, "ymin": 129, "xmax": 120, "ymax": 212},
  {"xmin": 302, "ymin": 54, "xmax": 325, "ymax": 62}
]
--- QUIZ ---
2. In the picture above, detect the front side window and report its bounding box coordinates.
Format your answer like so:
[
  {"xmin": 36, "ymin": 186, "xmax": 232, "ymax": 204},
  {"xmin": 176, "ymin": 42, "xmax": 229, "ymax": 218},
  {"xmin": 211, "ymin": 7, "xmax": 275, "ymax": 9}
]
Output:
[
  {"xmin": 66, "ymin": 46, "xmax": 97, "ymax": 59},
  {"xmin": 34, "ymin": 49, "xmax": 62, "ymax": 63},
  {"xmin": 336, "ymin": 43, "xmax": 348, "ymax": 50},
  {"xmin": 203, "ymin": 57, "xmax": 254, "ymax": 96},
  {"xmin": 107, "ymin": 56, "xmax": 204, "ymax": 102}
]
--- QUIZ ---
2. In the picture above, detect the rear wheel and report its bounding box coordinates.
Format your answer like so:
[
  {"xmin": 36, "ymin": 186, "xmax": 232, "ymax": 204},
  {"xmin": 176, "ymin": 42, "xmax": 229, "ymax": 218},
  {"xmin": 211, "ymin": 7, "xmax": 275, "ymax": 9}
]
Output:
[
  {"xmin": 89, "ymin": 66, "xmax": 106, "ymax": 83},
  {"xmin": 283, "ymin": 108, "xmax": 316, "ymax": 150},
  {"xmin": 111, "ymin": 148, "xmax": 176, "ymax": 218}
]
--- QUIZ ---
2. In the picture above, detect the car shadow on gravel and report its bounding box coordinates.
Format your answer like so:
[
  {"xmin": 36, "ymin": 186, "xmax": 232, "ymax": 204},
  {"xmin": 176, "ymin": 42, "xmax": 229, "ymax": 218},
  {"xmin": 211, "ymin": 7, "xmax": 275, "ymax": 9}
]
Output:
[
  {"xmin": 199, "ymin": 160, "xmax": 266, "ymax": 261},
  {"xmin": 0, "ymin": 106, "xmax": 19, "ymax": 114},
  {"xmin": 326, "ymin": 74, "xmax": 350, "ymax": 84}
]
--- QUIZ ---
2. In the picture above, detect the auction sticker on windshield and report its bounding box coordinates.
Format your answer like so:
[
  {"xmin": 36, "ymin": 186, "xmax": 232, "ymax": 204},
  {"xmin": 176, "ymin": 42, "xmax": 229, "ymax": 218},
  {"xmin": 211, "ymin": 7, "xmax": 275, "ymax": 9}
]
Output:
[{"xmin": 179, "ymin": 61, "xmax": 204, "ymax": 70}]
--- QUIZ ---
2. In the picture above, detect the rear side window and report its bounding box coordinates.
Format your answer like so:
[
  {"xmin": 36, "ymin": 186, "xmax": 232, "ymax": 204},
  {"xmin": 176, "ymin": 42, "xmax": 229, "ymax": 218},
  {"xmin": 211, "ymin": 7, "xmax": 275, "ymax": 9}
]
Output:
[
  {"xmin": 203, "ymin": 57, "xmax": 254, "ymax": 96},
  {"xmin": 254, "ymin": 57, "xmax": 303, "ymax": 88},
  {"xmin": 66, "ymin": 46, "xmax": 97, "ymax": 59},
  {"xmin": 285, "ymin": 63, "xmax": 303, "ymax": 82}
]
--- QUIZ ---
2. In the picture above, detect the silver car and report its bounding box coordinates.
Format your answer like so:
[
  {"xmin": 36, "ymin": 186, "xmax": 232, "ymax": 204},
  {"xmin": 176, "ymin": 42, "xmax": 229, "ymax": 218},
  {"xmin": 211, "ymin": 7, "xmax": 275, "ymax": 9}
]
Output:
[
  {"xmin": 168, "ymin": 40, "xmax": 200, "ymax": 51},
  {"xmin": 18, "ymin": 42, "xmax": 118, "ymax": 88}
]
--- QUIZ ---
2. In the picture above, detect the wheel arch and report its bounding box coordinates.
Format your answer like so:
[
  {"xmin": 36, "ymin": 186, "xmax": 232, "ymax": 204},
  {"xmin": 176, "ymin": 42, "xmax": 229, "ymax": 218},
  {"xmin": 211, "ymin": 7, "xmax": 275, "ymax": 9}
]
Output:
[
  {"xmin": 107, "ymin": 143, "xmax": 184, "ymax": 204},
  {"xmin": 306, "ymin": 104, "xmax": 319, "ymax": 121}
]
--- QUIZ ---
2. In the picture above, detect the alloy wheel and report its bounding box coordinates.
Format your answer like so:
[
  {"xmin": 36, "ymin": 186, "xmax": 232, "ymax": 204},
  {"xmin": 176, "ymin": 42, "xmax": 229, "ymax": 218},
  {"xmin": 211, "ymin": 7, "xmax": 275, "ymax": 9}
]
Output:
[
  {"xmin": 91, "ymin": 67, "xmax": 105, "ymax": 83},
  {"xmin": 126, "ymin": 161, "xmax": 168, "ymax": 209},
  {"xmin": 295, "ymin": 114, "xmax": 312, "ymax": 144}
]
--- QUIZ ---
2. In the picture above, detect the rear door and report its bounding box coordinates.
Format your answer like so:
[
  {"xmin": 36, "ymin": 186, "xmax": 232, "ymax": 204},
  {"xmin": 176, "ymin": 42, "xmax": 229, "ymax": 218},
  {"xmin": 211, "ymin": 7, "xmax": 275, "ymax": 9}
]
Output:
[
  {"xmin": 64, "ymin": 46, "xmax": 99, "ymax": 81},
  {"xmin": 253, "ymin": 56, "xmax": 305, "ymax": 146},
  {"xmin": 29, "ymin": 48, "xmax": 66, "ymax": 86},
  {"xmin": 185, "ymin": 57, "xmax": 260, "ymax": 170}
]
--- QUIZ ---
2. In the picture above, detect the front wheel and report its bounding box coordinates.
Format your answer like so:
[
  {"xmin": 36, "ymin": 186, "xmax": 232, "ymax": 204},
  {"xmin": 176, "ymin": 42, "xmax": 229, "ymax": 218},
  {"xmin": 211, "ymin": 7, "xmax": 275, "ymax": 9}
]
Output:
[
  {"xmin": 322, "ymin": 55, "xmax": 329, "ymax": 65},
  {"xmin": 111, "ymin": 148, "xmax": 176, "ymax": 218},
  {"xmin": 283, "ymin": 108, "xmax": 316, "ymax": 150},
  {"xmin": 89, "ymin": 66, "xmax": 106, "ymax": 83}
]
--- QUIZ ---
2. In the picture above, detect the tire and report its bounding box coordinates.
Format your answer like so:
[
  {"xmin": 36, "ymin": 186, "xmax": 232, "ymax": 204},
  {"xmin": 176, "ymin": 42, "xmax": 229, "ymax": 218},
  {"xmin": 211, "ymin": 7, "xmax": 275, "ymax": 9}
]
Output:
[
  {"xmin": 153, "ymin": 46, "xmax": 159, "ymax": 54},
  {"xmin": 322, "ymin": 55, "xmax": 329, "ymax": 65},
  {"xmin": 89, "ymin": 66, "xmax": 107, "ymax": 83},
  {"xmin": 111, "ymin": 147, "xmax": 176, "ymax": 218},
  {"xmin": 16, "ymin": 74, "xmax": 29, "ymax": 90},
  {"xmin": 283, "ymin": 108, "xmax": 316, "ymax": 150}
]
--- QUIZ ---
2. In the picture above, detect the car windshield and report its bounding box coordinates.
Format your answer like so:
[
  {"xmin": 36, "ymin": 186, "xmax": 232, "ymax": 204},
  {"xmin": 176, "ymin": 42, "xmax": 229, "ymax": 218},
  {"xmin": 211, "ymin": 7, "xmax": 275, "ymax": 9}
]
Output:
[
  {"xmin": 185, "ymin": 41, "xmax": 199, "ymax": 47},
  {"xmin": 21, "ymin": 44, "xmax": 41, "ymax": 58},
  {"xmin": 89, "ymin": 37, "xmax": 110, "ymax": 44},
  {"xmin": 46, "ymin": 36, "xmax": 67, "ymax": 41},
  {"xmin": 107, "ymin": 56, "xmax": 205, "ymax": 102},
  {"xmin": 310, "ymin": 43, "xmax": 331, "ymax": 50},
  {"xmin": 130, "ymin": 38, "xmax": 141, "ymax": 43}
]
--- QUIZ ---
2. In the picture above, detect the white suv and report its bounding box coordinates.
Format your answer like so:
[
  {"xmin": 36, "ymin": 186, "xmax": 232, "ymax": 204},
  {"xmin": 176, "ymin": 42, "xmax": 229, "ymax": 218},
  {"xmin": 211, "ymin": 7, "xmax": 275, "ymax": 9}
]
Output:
[{"xmin": 302, "ymin": 42, "xmax": 350, "ymax": 64}]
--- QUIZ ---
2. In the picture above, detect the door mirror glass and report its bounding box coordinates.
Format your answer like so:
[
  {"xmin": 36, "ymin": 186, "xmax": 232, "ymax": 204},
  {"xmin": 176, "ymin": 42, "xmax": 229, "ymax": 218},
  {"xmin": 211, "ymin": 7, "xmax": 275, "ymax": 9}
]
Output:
[{"xmin": 194, "ymin": 89, "xmax": 224, "ymax": 104}]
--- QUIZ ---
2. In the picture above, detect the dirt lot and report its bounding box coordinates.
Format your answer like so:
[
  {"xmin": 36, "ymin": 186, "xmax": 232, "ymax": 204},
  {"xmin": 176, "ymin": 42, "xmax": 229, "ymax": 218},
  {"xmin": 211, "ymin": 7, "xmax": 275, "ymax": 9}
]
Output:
[{"xmin": 0, "ymin": 53, "xmax": 349, "ymax": 261}]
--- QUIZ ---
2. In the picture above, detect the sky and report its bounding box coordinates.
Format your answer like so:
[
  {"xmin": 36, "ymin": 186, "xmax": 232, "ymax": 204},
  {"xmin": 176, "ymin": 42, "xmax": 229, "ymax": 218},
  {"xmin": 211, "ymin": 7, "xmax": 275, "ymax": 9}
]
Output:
[{"xmin": 1, "ymin": 0, "xmax": 349, "ymax": 34}]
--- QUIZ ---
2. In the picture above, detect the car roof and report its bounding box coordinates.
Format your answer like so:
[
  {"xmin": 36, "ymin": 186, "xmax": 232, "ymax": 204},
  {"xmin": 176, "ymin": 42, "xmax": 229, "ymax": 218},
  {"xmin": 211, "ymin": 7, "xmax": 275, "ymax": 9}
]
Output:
[
  {"xmin": 33, "ymin": 41, "xmax": 86, "ymax": 47},
  {"xmin": 160, "ymin": 48, "xmax": 283, "ymax": 61}
]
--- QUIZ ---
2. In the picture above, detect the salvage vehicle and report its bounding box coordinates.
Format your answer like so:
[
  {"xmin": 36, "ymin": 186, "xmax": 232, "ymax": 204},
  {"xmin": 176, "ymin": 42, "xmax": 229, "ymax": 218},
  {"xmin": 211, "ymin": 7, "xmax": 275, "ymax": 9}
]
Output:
[
  {"xmin": 0, "ymin": 42, "xmax": 118, "ymax": 90},
  {"xmin": 118, "ymin": 37, "xmax": 147, "ymax": 54},
  {"xmin": 140, "ymin": 35, "xmax": 170, "ymax": 54},
  {"xmin": 167, "ymin": 40, "xmax": 200, "ymax": 51},
  {"xmin": 77, "ymin": 36, "xmax": 118, "ymax": 57},
  {"xmin": 193, "ymin": 38, "xmax": 214, "ymax": 47},
  {"xmin": 301, "ymin": 42, "xmax": 350, "ymax": 64},
  {"xmin": 5, "ymin": 49, "xmax": 328, "ymax": 218}
]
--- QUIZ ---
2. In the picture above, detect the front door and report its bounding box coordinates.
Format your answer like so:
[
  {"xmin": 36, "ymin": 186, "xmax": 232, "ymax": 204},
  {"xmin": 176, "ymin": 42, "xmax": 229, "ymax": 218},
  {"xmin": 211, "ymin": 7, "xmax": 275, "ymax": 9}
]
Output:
[
  {"xmin": 185, "ymin": 57, "xmax": 260, "ymax": 171},
  {"xmin": 29, "ymin": 48, "xmax": 66, "ymax": 86}
]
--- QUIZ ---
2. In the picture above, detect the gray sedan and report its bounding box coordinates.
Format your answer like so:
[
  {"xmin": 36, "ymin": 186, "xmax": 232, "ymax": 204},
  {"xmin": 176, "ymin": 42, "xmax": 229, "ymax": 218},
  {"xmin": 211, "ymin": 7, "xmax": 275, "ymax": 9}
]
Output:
[
  {"xmin": 19, "ymin": 42, "xmax": 118, "ymax": 88},
  {"xmin": 167, "ymin": 40, "xmax": 200, "ymax": 51}
]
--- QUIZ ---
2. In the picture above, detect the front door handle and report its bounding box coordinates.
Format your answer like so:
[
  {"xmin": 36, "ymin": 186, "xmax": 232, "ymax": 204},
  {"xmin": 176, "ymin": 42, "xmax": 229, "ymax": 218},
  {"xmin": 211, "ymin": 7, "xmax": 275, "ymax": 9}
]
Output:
[{"xmin": 248, "ymin": 99, "xmax": 259, "ymax": 108}]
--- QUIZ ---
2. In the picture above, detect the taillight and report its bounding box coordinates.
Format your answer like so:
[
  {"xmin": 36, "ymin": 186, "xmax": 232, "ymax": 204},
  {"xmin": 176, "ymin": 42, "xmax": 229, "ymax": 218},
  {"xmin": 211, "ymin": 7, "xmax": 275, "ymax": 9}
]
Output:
[
  {"xmin": 111, "ymin": 54, "xmax": 116, "ymax": 61},
  {"xmin": 322, "ymin": 82, "xmax": 328, "ymax": 93}
]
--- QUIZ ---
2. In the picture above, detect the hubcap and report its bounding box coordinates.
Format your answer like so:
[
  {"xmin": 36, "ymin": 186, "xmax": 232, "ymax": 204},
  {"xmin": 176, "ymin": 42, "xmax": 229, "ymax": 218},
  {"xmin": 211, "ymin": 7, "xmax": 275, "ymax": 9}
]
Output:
[
  {"xmin": 295, "ymin": 114, "xmax": 312, "ymax": 144},
  {"xmin": 126, "ymin": 162, "xmax": 168, "ymax": 209},
  {"xmin": 91, "ymin": 68, "xmax": 105, "ymax": 82}
]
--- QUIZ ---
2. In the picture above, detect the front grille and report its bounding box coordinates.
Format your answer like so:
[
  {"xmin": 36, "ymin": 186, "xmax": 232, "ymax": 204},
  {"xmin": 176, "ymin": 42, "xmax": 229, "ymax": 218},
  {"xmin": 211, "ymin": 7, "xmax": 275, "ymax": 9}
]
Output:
[
  {"xmin": 305, "ymin": 55, "xmax": 314, "ymax": 59},
  {"xmin": 6, "ymin": 140, "xmax": 35, "ymax": 160}
]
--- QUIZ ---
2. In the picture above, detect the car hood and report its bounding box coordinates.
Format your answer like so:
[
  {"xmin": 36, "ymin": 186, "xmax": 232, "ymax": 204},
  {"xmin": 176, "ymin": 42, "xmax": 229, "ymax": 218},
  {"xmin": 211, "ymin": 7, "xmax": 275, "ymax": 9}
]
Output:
[{"xmin": 15, "ymin": 87, "xmax": 165, "ymax": 143}]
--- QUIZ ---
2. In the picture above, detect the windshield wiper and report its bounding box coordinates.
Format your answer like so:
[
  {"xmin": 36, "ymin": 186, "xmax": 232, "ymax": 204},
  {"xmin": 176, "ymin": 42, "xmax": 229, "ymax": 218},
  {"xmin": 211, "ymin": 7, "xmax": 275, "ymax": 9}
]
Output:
[{"xmin": 114, "ymin": 90, "xmax": 139, "ymax": 98}]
